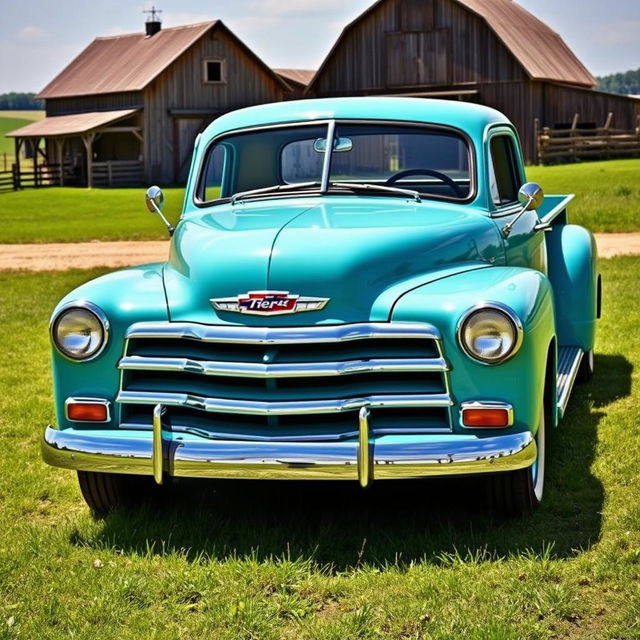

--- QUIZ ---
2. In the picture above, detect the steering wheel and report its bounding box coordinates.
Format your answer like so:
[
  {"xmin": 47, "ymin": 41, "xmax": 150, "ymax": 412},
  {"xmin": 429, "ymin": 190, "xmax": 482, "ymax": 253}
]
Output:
[{"xmin": 385, "ymin": 169, "xmax": 464, "ymax": 198}]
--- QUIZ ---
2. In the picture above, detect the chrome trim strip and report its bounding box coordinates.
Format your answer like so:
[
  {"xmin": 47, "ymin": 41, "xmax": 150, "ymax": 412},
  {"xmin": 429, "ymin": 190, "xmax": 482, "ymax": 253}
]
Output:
[
  {"xmin": 50, "ymin": 300, "xmax": 110, "ymax": 362},
  {"xmin": 152, "ymin": 404, "xmax": 165, "ymax": 485},
  {"xmin": 116, "ymin": 391, "xmax": 454, "ymax": 415},
  {"xmin": 118, "ymin": 355, "xmax": 449, "ymax": 377},
  {"xmin": 556, "ymin": 346, "xmax": 583, "ymax": 418},
  {"xmin": 124, "ymin": 321, "xmax": 441, "ymax": 344},
  {"xmin": 64, "ymin": 397, "xmax": 111, "ymax": 423},
  {"xmin": 358, "ymin": 407, "xmax": 372, "ymax": 488},
  {"xmin": 456, "ymin": 302, "xmax": 524, "ymax": 365},
  {"xmin": 459, "ymin": 401, "xmax": 514, "ymax": 429},
  {"xmin": 320, "ymin": 119, "xmax": 336, "ymax": 193},
  {"xmin": 42, "ymin": 426, "xmax": 536, "ymax": 480}
]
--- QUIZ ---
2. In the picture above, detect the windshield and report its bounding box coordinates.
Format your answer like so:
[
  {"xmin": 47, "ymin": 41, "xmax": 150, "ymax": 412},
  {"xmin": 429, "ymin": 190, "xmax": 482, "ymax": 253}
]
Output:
[{"xmin": 196, "ymin": 121, "xmax": 473, "ymax": 204}]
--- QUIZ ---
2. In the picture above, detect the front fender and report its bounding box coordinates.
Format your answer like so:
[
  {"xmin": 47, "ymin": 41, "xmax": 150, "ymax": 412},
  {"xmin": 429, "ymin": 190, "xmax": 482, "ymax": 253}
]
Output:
[
  {"xmin": 391, "ymin": 266, "xmax": 555, "ymax": 433},
  {"xmin": 50, "ymin": 263, "xmax": 169, "ymax": 429}
]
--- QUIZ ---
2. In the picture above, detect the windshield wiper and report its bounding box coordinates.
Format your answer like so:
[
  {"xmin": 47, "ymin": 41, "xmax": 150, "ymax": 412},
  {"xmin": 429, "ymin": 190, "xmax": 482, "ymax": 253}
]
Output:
[
  {"xmin": 330, "ymin": 182, "xmax": 421, "ymax": 203},
  {"xmin": 231, "ymin": 182, "xmax": 320, "ymax": 205}
]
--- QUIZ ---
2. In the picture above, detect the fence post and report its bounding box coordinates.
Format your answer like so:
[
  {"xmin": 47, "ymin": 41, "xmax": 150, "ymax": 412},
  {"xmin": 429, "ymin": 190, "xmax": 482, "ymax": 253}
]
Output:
[{"xmin": 12, "ymin": 163, "xmax": 20, "ymax": 191}]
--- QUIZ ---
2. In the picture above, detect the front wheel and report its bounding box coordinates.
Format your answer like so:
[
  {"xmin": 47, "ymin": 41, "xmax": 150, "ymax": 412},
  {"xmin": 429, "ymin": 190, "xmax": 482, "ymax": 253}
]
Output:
[
  {"xmin": 488, "ymin": 409, "xmax": 545, "ymax": 515},
  {"xmin": 577, "ymin": 348, "xmax": 595, "ymax": 383},
  {"xmin": 77, "ymin": 471, "xmax": 157, "ymax": 515}
]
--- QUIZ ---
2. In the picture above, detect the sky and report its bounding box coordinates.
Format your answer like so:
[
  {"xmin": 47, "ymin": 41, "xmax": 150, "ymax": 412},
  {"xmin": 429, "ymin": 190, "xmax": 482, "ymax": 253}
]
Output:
[{"xmin": 1, "ymin": 0, "xmax": 639, "ymax": 94}]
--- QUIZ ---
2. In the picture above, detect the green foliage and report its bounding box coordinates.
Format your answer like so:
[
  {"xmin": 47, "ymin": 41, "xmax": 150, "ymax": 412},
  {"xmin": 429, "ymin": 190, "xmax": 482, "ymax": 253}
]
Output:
[
  {"xmin": 0, "ymin": 256, "xmax": 638, "ymax": 638},
  {"xmin": 597, "ymin": 67, "xmax": 640, "ymax": 95},
  {"xmin": 0, "ymin": 92, "xmax": 43, "ymax": 110}
]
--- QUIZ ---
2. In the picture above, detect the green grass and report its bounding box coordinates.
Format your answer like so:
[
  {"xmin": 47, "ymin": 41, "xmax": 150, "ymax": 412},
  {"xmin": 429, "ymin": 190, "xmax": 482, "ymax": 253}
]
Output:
[
  {"xmin": 0, "ymin": 117, "xmax": 31, "ymax": 167},
  {"xmin": 527, "ymin": 158, "xmax": 640, "ymax": 233},
  {"xmin": 0, "ymin": 158, "xmax": 639, "ymax": 243},
  {"xmin": 0, "ymin": 187, "xmax": 184, "ymax": 242},
  {"xmin": 0, "ymin": 257, "xmax": 639, "ymax": 638}
]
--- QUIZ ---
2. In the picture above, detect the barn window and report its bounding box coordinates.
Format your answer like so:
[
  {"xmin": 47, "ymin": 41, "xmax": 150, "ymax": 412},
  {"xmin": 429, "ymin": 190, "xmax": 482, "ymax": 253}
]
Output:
[
  {"xmin": 204, "ymin": 60, "xmax": 225, "ymax": 83},
  {"xmin": 489, "ymin": 135, "xmax": 520, "ymax": 206}
]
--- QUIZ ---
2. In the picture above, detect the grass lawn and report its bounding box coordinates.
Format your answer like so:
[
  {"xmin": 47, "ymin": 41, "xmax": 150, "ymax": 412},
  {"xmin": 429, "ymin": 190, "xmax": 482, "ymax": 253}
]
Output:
[
  {"xmin": 0, "ymin": 111, "xmax": 44, "ymax": 168},
  {"xmin": 0, "ymin": 257, "xmax": 638, "ymax": 638},
  {"xmin": 0, "ymin": 187, "xmax": 184, "ymax": 243},
  {"xmin": 527, "ymin": 159, "xmax": 640, "ymax": 233},
  {"xmin": 0, "ymin": 158, "xmax": 639, "ymax": 243}
]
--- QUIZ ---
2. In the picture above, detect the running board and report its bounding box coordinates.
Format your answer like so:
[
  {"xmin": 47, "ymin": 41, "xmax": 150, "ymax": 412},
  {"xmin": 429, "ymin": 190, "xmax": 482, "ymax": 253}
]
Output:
[{"xmin": 557, "ymin": 346, "xmax": 583, "ymax": 418}]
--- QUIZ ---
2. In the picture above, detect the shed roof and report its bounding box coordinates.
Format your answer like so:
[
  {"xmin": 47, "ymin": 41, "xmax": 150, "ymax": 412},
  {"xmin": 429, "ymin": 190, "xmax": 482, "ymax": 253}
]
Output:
[
  {"xmin": 38, "ymin": 21, "xmax": 289, "ymax": 99},
  {"xmin": 308, "ymin": 0, "xmax": 596, "ymax": 91},
  {"xmin": 273, "ymin": 68, "xmax": 316, "ymax": 88},
  {"xmin": 6, "ymin": 109, "xmax": 139, "ymax": 138}
]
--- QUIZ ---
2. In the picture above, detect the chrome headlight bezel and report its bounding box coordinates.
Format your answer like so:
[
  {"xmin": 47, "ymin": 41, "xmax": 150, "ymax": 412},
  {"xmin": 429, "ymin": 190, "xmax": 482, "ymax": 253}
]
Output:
[
  {"xmin": 50, "ymin": 301, "xmax": 110, "ymax": 362},
  {"xmin": 457, "ymin": 303, "xmax": 523, "ymax": 365}
]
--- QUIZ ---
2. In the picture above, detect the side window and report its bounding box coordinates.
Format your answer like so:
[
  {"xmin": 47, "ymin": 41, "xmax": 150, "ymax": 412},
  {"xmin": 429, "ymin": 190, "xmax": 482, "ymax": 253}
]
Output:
[
  {"xmin": 489, "ymin": 135, "xmax": 520, "ymax": 206},
  {"xmin": 200, "ymin": 144, "xmax": 227, "ymax": 201}
]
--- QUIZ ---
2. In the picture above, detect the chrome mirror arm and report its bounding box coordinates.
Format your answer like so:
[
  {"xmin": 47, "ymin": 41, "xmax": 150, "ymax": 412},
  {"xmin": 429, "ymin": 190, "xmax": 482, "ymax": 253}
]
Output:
[
  {"xmin": 145, "ymin": 186, "xmax": 174, "ymax": 237},
  {"xmin": 501, "ymin": 182, "xmax": 544, "ymax": 239}
]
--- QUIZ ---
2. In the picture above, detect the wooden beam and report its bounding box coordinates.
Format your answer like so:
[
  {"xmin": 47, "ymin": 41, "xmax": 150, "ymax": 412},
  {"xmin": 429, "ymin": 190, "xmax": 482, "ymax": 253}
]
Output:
[
  {"xmin": 82, "ymin": 132, "xmax": 96, "ymax": 188},
  {"xmin": 55, "ymin": 139, "xmax": 64, "ymax": 187}
]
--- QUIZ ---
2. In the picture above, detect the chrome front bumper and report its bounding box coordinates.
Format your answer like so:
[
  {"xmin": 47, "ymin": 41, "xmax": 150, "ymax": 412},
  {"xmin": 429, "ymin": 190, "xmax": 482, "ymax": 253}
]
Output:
[{"xmin": 42, "ymin": 413, "xmax": 536, "ymax": 486}]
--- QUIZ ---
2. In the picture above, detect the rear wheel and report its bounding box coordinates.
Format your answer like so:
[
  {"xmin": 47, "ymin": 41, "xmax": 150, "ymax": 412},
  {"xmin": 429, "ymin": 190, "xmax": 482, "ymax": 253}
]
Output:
[
  {"xmin": 488, "ymin": 408, "xmax": 545, "ymax": 515},
  {"xmin": 577, "ymin": 348, "xmax": 595, "ymax": 383},
  {"xmin": 77, "ymin": 471, "xmax": 157, "ymax": 514}
]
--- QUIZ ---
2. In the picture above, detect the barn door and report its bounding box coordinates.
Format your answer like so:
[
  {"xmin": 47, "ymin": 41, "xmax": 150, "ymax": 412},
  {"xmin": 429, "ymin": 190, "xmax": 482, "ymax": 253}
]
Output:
[
  {"xmin": 386, "ymin": 29, "xmax": 451, "ymax": 88},
  {"xmin": 173, "ymin": 117, "xmax": 209, "ymax": 184}
]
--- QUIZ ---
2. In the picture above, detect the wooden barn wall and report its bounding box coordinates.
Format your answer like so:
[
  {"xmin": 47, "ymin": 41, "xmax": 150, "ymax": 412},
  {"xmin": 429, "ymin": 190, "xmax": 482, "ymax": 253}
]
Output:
[
  {"xmin": 143, "ymin": 27, "xmax": 285, "ymax": 184},
  {"xmin": 312, "ymin": 0, "xmax": 526, "ymax": 96},
  {"xmin": 541, "ymin": 84, "xmax": 640, "ymax": 130},
  {"xmin": 46, "ymin": 92, "xmax": 144, "ymax": 116}
]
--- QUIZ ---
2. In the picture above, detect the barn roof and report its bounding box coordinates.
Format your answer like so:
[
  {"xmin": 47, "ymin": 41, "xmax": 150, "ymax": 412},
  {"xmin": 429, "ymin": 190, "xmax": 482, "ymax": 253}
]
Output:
[
  {"xmin": 38, "ymin": 21, "xmax": 290, "ymax": 99},
  {"xmin": 273, "ymin": 69, "xmax": 316, "ymax": 89},
  {"xmin": 6, "ymin": 109, "xmax": 139, "ymax": 138},
  {"xmin": 308, "ymin": 0, "xmax": 596, "ymax": 91}
]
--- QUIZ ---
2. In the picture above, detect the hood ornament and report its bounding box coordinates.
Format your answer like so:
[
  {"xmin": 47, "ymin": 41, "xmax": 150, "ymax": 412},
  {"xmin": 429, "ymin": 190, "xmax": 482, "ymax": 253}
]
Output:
[{"xmin": 211, "ymin": 291, "xmax": 329, "ymax": 316}]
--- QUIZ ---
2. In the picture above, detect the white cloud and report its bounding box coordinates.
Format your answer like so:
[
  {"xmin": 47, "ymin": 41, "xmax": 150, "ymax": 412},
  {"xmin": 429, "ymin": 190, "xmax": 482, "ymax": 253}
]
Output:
[
  {"xmin": 161, "ymin": 11, "xmax": 214, "ymax": 27},
  {"xmin": 248, "ymin": 0, "xmax": 350, "ymax": 17},
  {"xmin": 17, "ymin": 25, "xmax": 47, "ymax": 40}
]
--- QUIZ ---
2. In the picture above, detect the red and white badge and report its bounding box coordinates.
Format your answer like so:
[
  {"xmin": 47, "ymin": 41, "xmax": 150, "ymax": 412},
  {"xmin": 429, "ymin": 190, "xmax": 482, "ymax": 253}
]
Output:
[{"xmin": 211, "ymin": 291, "xmax": 329, "ymax": 315}]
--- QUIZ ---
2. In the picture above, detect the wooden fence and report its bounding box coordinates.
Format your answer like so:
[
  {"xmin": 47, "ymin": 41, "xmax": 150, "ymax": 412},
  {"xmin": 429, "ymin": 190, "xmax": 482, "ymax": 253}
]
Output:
[
  {"xmin": 537, "ymin": 124, "xmax": 640, "ymax": 165},
  {"xmin": 0, "ymin": 160, "xmax": 145, "ymax": 190}
]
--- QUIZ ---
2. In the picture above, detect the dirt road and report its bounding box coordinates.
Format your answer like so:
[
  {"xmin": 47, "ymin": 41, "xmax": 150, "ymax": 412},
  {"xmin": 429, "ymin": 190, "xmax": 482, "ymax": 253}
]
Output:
[{"xmin": 0, "ymin": 234, "xmax": 639, "ymax": 271}]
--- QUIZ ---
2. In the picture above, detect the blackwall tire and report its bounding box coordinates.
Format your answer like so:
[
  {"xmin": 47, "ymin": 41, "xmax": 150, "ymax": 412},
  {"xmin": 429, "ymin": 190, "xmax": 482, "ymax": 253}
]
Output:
[
  {"xmin": 77, "ymin": 471, "xmax": 156, "ymax": 514},
  {"xmin": 577, "ymin": 349, "xmax": 595, "ymax": 383},
  {"xmin": 488, "ymin": 409, "xmax": 545, "ymax": 515}
]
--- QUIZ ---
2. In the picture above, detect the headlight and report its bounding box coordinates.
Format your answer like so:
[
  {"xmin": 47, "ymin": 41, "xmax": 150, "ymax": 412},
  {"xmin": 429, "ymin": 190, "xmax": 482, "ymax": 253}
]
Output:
[
  {"xmin": 51, "ymin": 302, "xmax": 109, "ymax": 361},
  {"xmin": 458, "ymin": 304, "xmax": 522, "ymax": 364}
]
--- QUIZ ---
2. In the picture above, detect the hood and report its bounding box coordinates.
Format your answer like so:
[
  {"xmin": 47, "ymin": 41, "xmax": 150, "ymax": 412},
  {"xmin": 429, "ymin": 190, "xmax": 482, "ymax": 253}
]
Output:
[{"xmin": 163, "ymin": 196, "xmax": 503, "ymax": 325}]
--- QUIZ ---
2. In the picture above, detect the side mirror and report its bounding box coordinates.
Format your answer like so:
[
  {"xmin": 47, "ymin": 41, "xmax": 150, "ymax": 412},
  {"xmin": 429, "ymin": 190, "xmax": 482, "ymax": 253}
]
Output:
[
  {"xmin": 145, "ymin": 186, "xmax": 174, "ymax": 236},
  {"xmin": 518, "ymin": 182, "xmax": 544, "ymax": 211},
  {"xmin": 145, "ymin": 185, "xmax": 164, "ymax": 213}
]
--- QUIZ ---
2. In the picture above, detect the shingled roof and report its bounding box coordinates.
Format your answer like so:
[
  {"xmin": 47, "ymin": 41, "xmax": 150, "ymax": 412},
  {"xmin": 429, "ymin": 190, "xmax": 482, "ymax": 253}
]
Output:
[
  {"xmin": 308, "ymin": 0, "xmax": 596, "ymax": 91},
  {"xmin": 38, "ymin": 21, "xmax": 289, "ymax": 99}
]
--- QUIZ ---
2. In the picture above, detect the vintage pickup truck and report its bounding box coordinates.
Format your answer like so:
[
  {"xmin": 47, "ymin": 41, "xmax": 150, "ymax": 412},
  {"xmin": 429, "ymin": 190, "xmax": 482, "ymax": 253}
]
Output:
[{"xmin": 43, "ymin": 97, "xmax": 600, "ymax": 514}]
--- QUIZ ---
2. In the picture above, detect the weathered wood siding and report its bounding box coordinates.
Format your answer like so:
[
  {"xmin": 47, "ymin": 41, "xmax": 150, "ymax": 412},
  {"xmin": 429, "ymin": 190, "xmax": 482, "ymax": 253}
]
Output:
[
  {"xmin": 46, "ymin": 92, "xmax": 143, "ymax": 116},
  {"xmin": 143, "ymin": 25, "xmax": 285, "ymax": 184},
  {"xmin": 312, "ymin": 0, "xmax": 526, "ymax": 96}
]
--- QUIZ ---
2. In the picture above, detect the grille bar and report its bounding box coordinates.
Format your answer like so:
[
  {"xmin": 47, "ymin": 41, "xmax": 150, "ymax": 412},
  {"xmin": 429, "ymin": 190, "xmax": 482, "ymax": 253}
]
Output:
[
  {"xmin": 119, "ymin": 355, "xmax": 449, "ymax": 377},
  {"xmin": 117, "ymin": 390, "xmax": 454, "ymax": 415},
  {"xmin": 125, "ymin": 321, "xmax": 441, "ymax": 344}
]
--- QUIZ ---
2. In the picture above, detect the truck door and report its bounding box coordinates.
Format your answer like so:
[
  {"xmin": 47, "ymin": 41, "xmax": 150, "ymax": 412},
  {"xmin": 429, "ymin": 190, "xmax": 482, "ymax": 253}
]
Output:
[{"xmin": 488, "ymin": 129, "xmax": 547, "ymax": 273}]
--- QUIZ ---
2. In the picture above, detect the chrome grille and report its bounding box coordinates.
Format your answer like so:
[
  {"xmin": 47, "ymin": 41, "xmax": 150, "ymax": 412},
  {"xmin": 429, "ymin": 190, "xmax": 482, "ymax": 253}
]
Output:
[{"xmin": 117, "ymin": 322, "xmax": 453, "ymax": 440}]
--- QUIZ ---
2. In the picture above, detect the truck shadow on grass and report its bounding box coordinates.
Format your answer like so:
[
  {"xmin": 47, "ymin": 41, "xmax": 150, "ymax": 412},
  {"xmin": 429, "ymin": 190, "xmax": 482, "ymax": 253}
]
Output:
[{"xmin": 79, "ymin": 353, "xmax": 631, "ymax": 570}]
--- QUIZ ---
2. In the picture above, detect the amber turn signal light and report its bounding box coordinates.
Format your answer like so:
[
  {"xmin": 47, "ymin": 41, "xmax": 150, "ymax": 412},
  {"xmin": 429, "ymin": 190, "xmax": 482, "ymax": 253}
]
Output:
[
  {"xmin": 67, "ymin": 402, "xmax": 108, "ymax": 422},
  {"xmin": 462, "ymin": 408, "xmax": 510, "ymax": 428}
]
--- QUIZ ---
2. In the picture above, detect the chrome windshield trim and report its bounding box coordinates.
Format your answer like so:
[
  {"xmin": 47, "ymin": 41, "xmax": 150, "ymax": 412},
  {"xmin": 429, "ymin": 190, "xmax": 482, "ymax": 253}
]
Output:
[
  {"xmin": 125, "ymin": 321, "xmax": 441, "ymax": 344},
  {"xmin": 116, "ymin": 391, "xmax": 454, "ymax": 415},
  {"xmin": 320, "ymin": 119, "xmax": 336, "ymax": 192},
  {"xmin": 118, "ymin": 355, "xmax": 449, "ymax": 377}
]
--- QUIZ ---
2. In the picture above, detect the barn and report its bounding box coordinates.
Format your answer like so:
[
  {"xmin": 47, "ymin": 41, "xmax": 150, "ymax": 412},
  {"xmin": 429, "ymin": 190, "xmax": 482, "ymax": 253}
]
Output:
[
  {"xmin": 7, "ymin": 19, "xmax": 291, "ymax": 187},
  {"xmin": 306, "ymin": 0, "xmax": 640, "ymax": 162}
]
